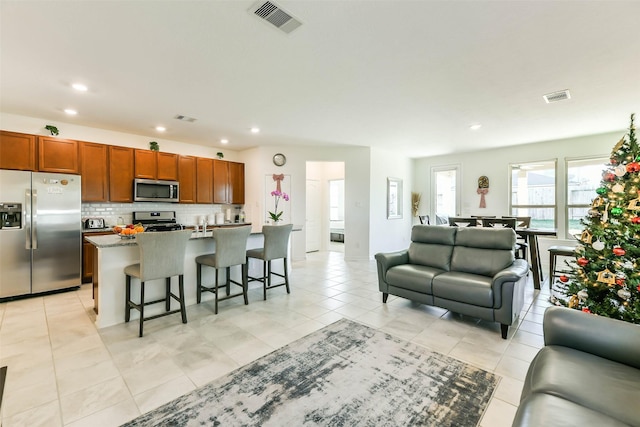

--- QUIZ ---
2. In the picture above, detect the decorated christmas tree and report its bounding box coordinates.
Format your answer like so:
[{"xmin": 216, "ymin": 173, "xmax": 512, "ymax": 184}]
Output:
[{"xmin": 554, "ymin": 113, "xmax": 640, "ymax": 323}]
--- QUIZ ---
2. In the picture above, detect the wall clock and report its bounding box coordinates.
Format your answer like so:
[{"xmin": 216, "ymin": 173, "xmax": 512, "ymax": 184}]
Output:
[{"xmin": 273, "ymin": 153, "xmax": 287, "ymax": 167}]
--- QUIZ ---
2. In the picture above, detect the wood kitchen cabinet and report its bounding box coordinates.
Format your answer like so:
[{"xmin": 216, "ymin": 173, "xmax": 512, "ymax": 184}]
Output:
[
  {"xmin": 213, "ymin": 160, "xmax": 245, "ymax": 204},
  {"xmin": 178, "ymin": 155, "xmax": 197, "ymax": 203},
  {"xmin": 37, "ymin": 136, "xmax": 79, "ymax": 174},
  {"xmin": 82, "ymin": 231, "xmax": 112, "ymax": 284},
  {"xmin": 196, "ymin": 157, "xmax": 213, "ymax": 204},
  {"xmin": 134, "ymin": 149, "xmax": 178, "ymax": 181},
  {"xmin": 109, "ymin": 146, "xmax": 134, "ymax": 202},
  {"xmin": 80, "ymin": 141, "xmax": 109, "ymax": 202},
  {"xmin": 0, "ymin": 130, "xmax": 37, "ymax": 171}
]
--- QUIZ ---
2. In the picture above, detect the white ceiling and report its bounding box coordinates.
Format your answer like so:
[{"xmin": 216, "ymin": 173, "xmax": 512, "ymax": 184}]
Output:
[{"xmin": 1, "ymin": 1, "xmax": 639, "ymax": 158}]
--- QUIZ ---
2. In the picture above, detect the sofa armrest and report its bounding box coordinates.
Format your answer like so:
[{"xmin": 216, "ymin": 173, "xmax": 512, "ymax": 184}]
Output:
[
  {"xmin": 374, "ymin": 250, "xmax": 409, "ymax": 276},
  {"xmin": 543, "ymin": 305, "xmax": 640, "ymax": 369},
  {"xmin": 491, "ymin": 259, "xmax": 528, "ymax": 289}
]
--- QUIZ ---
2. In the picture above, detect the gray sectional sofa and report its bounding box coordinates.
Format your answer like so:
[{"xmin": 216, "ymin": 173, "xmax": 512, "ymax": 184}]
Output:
[
  {"xmin": 375, "ymin": 225, "xmax": 528, "ymax": 338},
  {"xmin": 513, "ymin": 306, "xmax": 640, "ymax": 427}
]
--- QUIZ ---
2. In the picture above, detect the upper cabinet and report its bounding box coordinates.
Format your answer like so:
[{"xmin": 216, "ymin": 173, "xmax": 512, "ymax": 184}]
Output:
[
  {"xmin": 213, "ymin": 160, "xmax": 245, "ymax": 204},
  {"xmin": 38, "ymin": 136, "xmax": 80, "ymax": 174},
  {"xmin": 0, "ymin": 131, "xmax": 37, "ymax": 171},
  {"xmin": 196, "ymin": 157, "xmax": 213, "ymax": 204},
  {"xmin": 178, "ymin": 155, "xmax": 197, "ymax": 204},
  {"xmin": 134, "ymin": 149, "xmax": 178, "ymax": 181},
  {"xmin": 80, "ymin": 141, "xmax": 109, "ymax": 202},
  {"xmin": 109, "ymin": 146, "xmax": 134, "ymax": 202}
]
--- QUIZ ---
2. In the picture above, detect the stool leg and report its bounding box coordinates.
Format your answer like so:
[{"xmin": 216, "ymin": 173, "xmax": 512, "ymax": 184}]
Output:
[
  {"xmin": 165, "ymin": 277, "xmax": 171, "ymax": 312},
  {"xmin": 242, "ymin": 263, "xmax": 248, "ymax": 305},
  {"xmin": 226, "ymin": 267, "xmax": 231, "ymax": 296},
  {"xmin": 125, "ymin": 275, "xmax": 131, "ymax": 322},
  {"xmin": 139, "ymin": 281, "xmax": 145, "ymax": 338},
  {"xmin": 283, "ymin": 257, "xmax": 290, "ymax": 294},
  {"xmin": 549, "ymin": 254, "xmax": 556, "ymax": 289},
  {"xmin": 179, "ymin": 274, "xmax": 187, "ymax": 324},
  {"xmin": 214, "ymin": 269, "xmax": 219, "ymax": 315},
  {"xmin": 263, "ymin": 260, "xmax": 267, "ymax": 301},
  {"xmin": 196, "ymin": 263, "xmax": 202, "ymax": 304}
]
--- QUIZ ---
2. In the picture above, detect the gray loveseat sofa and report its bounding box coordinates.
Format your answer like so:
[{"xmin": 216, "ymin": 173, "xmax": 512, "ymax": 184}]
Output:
[
  {"xmin": 513, "ymin": 306, "xmax": 640, "ymax": 427},
  {"xmin": 375, "ymin": 225, "xmax": 528, "ymax": 338}
]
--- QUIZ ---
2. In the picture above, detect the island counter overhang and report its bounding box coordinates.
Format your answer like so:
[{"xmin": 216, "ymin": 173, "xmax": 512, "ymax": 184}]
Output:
[{"xmin": 85, "ymin": 225, "xmax": 298, "ymax": 329}]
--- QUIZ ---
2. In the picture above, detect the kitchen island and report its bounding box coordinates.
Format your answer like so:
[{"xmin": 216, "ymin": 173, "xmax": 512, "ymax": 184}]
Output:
[{"xmin": 85, "ymin": 226, "xmax": 292, "ymax": 329}]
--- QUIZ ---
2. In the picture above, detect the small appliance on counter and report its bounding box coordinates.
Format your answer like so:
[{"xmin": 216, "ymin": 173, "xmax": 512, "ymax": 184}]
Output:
[
  {"xmin": 84, "ymin": 218, "xmax": 106, "ymax": 229},
  {"xmin": 133, "ymin": 211, "xmax": 184, "ymax": 232}
]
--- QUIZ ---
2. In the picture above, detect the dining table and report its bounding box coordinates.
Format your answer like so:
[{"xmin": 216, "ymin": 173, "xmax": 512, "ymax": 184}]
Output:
[{"xmin": 516, "ymin": 228, "xmax": 558, "ymax": 289}]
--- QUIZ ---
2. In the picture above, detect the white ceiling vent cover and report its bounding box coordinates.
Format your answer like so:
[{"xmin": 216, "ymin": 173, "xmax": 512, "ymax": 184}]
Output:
[
  {"xmin": 174, "ymin": 114, "xmax": 197, "ymax": 123},
  {"xmin": 249, "ymin": 1, "xmax": 302, "ymax": 34},
  {"xmin": 543, "ymin": 89, "xmax": 571, "ymax": 104}
]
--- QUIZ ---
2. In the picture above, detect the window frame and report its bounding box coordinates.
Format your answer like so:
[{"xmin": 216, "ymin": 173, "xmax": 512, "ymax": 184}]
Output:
[
  {"xmin": 508, "ymin": 159, "xmax": 557, "ymax": 230},
  {"xmin": 565, "ymin": 155, "xmax": 608, "ymax": 239}
]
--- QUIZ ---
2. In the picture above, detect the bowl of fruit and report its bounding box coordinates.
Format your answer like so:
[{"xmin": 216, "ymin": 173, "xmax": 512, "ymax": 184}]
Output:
[{"xmin": 113, "ymin": 223, "xmax": 145, "ymax": 239}]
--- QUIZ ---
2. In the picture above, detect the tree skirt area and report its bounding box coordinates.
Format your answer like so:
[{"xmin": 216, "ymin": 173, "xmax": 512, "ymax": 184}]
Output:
[{"xmin": 122, "ymin": 318, "xmax": 499, "ymax": 426}]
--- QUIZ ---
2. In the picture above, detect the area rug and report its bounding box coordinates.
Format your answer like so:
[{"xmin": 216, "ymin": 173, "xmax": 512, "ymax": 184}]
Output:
[{"xmin": 122, "ymin": 319, "xmax": 500, "ymax": 426}]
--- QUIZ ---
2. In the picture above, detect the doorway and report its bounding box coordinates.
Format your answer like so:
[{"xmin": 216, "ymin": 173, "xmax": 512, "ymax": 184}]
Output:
[{"xmin": 306, "ymin": 162, "xmax": 345, "ymax": 254}]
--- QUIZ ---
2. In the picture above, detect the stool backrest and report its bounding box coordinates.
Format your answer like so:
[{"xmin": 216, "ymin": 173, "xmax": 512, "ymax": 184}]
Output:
[
  {"xmin": 135, "ymin": 229, "xmax": 193, "ymax": 281},
  {"xmin": 262, "ymin": 224, "xmax": 293, "ymax": 260},
  {"xmin": 211, "ymin": 225, "xmax": 252, "ymax": 268}
]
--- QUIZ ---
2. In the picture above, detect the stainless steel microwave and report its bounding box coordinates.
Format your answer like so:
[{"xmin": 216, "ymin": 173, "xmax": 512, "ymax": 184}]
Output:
[{"xmin": 134, "ymin": 179, "xmax": 179, "ymax": 203}]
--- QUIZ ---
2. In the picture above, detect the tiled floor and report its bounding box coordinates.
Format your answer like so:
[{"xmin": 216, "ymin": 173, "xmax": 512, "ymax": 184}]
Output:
[{"xmin": 0, "ymin": 251, "xmax": 551, "ymax": 426}]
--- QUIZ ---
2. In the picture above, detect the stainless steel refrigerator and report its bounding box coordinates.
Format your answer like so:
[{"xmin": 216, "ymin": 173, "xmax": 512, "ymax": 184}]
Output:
[{"xmin": 0, "ymin": 170, "xmax": 81, "ymax": 298}]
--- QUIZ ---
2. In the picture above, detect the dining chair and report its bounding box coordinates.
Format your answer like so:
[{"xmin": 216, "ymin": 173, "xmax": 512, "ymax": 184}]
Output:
[
  {"xmin": 448, "ymin": 217, "xmax": 478, "ymax": 227},
  {"xmin": 196, "ymin": 225, "xmax": 252, "ymax": 314},
  {"xmin": 247, "ymin": 224, "xmax": 293, "ymax": 300},
  {"xmin": 124, "ymin": 229, "xmax": 193, "ymax": 337},
  {"xmin": 418, "ymin": 215, "xmax": 430, "ymax": 225},
  {"xmin": 482, "ymin": 217, "xmax": 517, "ymax": 229},
  {"xmin": 503, "ymin": 216, "xmax": 531, "ymax": 259}
]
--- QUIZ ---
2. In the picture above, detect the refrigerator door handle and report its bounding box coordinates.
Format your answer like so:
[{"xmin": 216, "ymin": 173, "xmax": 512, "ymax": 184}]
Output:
[
  {"xmin": 32, "ymin": 188, "xmax": 38, "ymax": 249},
  {"xmin": 25, "ymin": 188, "xmax": 32, "ymax": 249}
]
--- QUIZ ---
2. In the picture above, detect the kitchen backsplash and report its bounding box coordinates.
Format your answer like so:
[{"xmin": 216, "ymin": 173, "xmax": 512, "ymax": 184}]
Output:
[{"xmin": 82, "ymin": 203, "xmax": 246, "ymax": 227}]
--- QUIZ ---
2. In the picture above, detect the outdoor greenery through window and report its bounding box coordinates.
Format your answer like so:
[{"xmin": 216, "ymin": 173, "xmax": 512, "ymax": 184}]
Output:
[
  {"xmin": 566, "ymin": 156, "xmax": 608, "ymax": 238},
  {"xmin": 510, "ymin": 160, "xmax": 556, "ymax": 229}
]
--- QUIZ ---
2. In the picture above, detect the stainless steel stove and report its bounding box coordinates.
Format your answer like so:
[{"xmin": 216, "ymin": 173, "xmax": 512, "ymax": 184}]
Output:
[{"xmin": 132, "ymin": 211, "xmax": 184, "ymax": 232}]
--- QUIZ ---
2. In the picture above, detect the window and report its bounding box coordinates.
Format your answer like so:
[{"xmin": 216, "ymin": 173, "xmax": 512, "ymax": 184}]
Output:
[
  {"xmin": 431, "ymin": 165, "xmax": 460, "ymax": 223},
  {"xmin": 566, "ymin": 157, "xmax": 608, "ymax": 239},
  {"xmin": 510, "ymin": 160, "xmax": 556, "ymax": 229},
  {"xmin": 329, "ymin": 179, "xmax": 344, "ymax": 221}
]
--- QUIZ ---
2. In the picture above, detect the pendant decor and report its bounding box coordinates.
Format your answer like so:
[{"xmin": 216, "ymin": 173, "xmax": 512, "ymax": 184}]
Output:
[{"xmin": 476, "ymin": 176, "xmax": 489, "ymax": 208}]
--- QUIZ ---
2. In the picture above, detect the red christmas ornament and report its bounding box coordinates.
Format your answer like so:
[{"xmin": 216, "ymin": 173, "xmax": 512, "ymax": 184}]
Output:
[
  {"xmin": 616, "ymin": 277, "xmax": 625, "ymax": 286},
  {"xmin": 632, "ymin": 217, "xmax": 640, "ymax": 224},
  {"xmin": 626, "ymin": 162, "xmax": 640, "ymax": 173},
  {"xmin": 603, "ymin": 172, "xmax": 616, "ymax": 182},
  {"xmin": 612, "ymin": 247, "xmax": 626, "ymax": 256},
  {"xmin": 559, "ymin": 275, "xmax": 569, "ymax": 283},
  {"xmin": 637, "ymin": 285, "xmax": 640, "ymax": 292},
  {"xmin": 582, "ymin": 307, "xmax": 591, "ymax": 313},
  {"xmin": 577, "ymin": 257, "xmax": 589, "ymax": 267}
]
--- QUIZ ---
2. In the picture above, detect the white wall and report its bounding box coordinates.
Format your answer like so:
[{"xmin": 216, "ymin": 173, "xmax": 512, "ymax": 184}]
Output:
[{"xmin": 369, "ymin": 147, "xmax": 414, "ymax": 256}]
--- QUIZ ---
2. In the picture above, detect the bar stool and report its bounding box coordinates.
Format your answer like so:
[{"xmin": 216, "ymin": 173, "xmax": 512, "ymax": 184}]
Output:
[
  {"xmin": 124, "ymin": 229, "xmax": 193, "ymax": 337},
  {"xmin": 196, "ymin": 225, "xmax": 251, "ymax": 314},
  {"xmin": 548, "ymin": 245, "xmax": 576, "ymax": 288},
  {"xmin": 247, "ymin": 224, "xmax": 293, "ymax": 300}
]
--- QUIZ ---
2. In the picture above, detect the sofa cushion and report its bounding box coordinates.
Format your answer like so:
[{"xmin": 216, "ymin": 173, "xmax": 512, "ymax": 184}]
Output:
[
  {"xmin": 522, "ymin": 346, "xmax": 640, "ymax": 426},
  {"xmin": 450, "ymin": 228, "xmax": 515, "ymax": 276},
  {"xmin": 513, "ymin": 393, "xmax": 629, "ymax": 427},
  {"xmin": 386, "ymin": 265, "xmax": 443, "ymax": 294},
  {"xmin": 431, "ymin": 271, "xmax": 493, "ymax": 308},
  {"xmin": 407, "ymin": 225, "xmax": 456, "ymax": 270}
]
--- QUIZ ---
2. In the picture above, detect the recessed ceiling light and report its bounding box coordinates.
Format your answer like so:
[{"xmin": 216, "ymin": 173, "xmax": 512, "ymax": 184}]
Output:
[
  {"xmin": 71, "ymin": 83, "xmax": 88, "ymax": 92},
  {"xmin": 155, "ymin": 126, "xmax": 166, "ymax": 132},
  {"xmin": 220, "ymin": 139, "xmax": 229, "ymax": 144},
  {"xmin": 64, "ymin": 109, "xmax": 77, "ymax": 115},
  {"xmin": 469, "ymin": 124, "xmax": 482, "ymax": 131},
  {"xmin": 250, "ymin": 127, "xmax": 260, "ymax": 134}
]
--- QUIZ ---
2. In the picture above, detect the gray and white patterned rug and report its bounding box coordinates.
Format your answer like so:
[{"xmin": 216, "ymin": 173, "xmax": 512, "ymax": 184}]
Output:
[{"xmin": 122, "ymin": 319, "xmax": 499, "ymax": 426}]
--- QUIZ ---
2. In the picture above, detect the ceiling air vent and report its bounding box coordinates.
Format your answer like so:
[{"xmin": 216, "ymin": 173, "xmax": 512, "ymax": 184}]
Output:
[
  {"xmin": 249, "ymin": 1, "xmax": 302, "ymax": 34},
  {"xmin": 174, "ymin": 114, "xmax": 197, "ymax": 123},
  {"xmin": 543, "ymin": 89, "xmax": 571, "ymax": 104}
]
